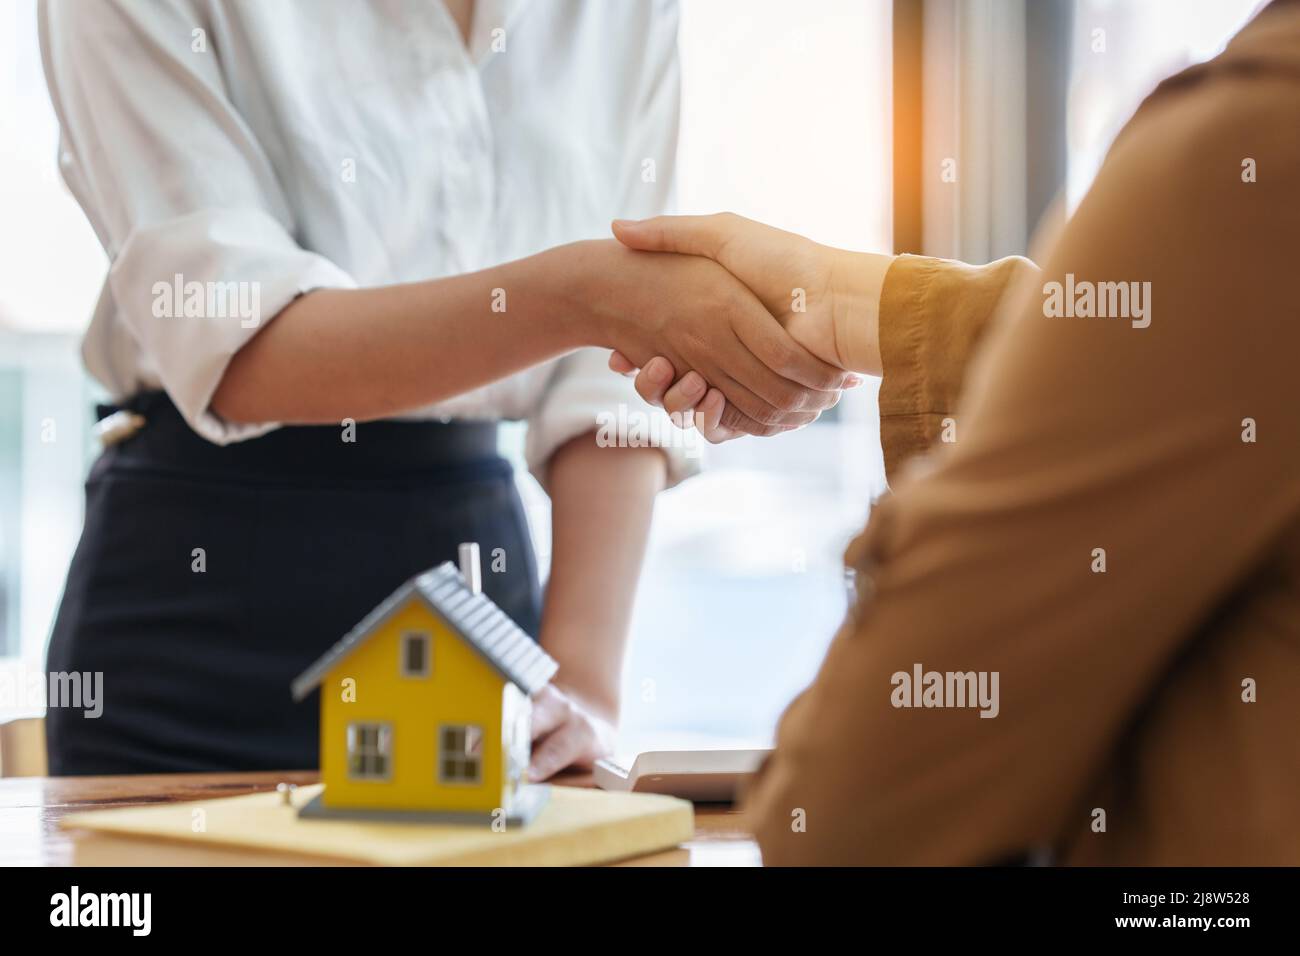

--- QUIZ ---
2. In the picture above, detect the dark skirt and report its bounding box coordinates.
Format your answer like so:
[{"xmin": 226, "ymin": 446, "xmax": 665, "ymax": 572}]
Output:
[{"xmin": 45, "ymin": 393, "xmax": 541, "ymax": 775}]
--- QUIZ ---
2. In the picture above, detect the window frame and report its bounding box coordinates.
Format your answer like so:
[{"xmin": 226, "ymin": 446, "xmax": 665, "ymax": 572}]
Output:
[
  {"xmin": 437, "ymin": 723, "xmax": 484, "ymax": 786},
  {"xmin": 399, "ymin": 630, "xmax": 431, "ymax": 678},
  {"xmin": 346, "ymin": 720, "xmax": 394, "ymax": 781},
  {"xmin": 894, "ymin": 0, "xmax": 1071, "ymax": 262}
]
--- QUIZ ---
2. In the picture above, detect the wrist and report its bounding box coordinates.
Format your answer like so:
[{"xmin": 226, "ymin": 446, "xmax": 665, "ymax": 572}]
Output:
[
  {"xmin": 538, "ymin": 614, "xmax": 626, "ymax": 725},
  {"xmin": 537, "ymin": 239, "xmax": 628, "ymax": 350},
  {"xmin": 556, "ymin": 678, "xmax": 619, "ymax": 725},
  {"xmin": 828, "ymin": 248, "xmax": 893, "ymax": 376}
]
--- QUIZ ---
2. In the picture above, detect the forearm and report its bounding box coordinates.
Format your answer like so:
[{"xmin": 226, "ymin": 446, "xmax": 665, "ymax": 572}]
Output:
[
  {"xmin": 539, "ymin": 433, "xmax": 666, "ymax": 719},
  {"xmin": 212, "ymin": 244, "xmax": 592, "ymax": 424}
]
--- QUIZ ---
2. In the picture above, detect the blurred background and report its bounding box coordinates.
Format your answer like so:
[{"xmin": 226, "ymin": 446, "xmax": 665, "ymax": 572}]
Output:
[{"xmin": 0, "ymin": 0, "xmax": 1265, "ymax": 753}]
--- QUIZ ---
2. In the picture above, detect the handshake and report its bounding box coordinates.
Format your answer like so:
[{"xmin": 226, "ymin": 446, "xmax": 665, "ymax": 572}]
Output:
[{"xmin": 590, "ymin": 213, "xmax": 890, "ymax": 443}]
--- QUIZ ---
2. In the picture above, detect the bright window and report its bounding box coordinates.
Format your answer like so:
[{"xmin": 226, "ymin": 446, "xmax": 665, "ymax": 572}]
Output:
[
  {"xmin": 1066, "ymin": 0, "xmax": 1265, "ymax": 207},
  {"xmin": 613, "ymin": 0, "xmax": 893, "ymax": 754},
  {"xmin": 0, "ymin": 0, "xmax": 104, "ymax": 716}
]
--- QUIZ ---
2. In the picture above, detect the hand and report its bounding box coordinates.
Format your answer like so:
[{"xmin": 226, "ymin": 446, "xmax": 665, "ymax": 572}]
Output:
[
  {"xmin": 606, "ymin": 214, "xmax": 890, "ymax": 438},
  {"xmin": 609, "ymin": 352, "xmax": 861, "ymax": 444},
  {"xmin": 609, "ymin": 353, "xmax": 746, "ymax": 442},
  {"xmin": 615, "ymin": 213, "xmax": 852, "ymax": 367},
  {"xmin": 561, "ymin": 239, "xmax": 851, "ymax": 436},
  {"xmin": 528, "ymin": 683, "xmax": 617, "ymax": 781}
]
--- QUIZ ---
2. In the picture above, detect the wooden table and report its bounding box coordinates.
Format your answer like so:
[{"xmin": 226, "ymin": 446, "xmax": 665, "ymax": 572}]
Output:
[{"xmin": 0, "ymin": 770, "xmax": 761, "ymax": 866}]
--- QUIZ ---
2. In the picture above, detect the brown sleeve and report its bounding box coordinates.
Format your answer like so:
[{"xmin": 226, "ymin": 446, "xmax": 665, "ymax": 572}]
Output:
[
  {"xmin": 877, "ymin": 254, "xmax": 1039, "ymax": 479},
  {"xmin": 741, "ymin": 34, "xmax": 1300, "ymax": 864}
]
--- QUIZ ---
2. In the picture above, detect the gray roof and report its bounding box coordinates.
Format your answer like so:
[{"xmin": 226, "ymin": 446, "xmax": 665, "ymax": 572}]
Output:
[{"xmin": 290, "ymin": 563, "xmax": 558, "ymax": 702}]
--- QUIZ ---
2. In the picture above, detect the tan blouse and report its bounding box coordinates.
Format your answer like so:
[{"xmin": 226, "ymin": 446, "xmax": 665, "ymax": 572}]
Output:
[{"xmin": 742, "ymin": 0, "xmax": 1300, "ymax": 865}]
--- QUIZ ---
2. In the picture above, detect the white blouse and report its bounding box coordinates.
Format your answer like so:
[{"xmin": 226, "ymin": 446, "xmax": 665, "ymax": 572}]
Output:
[{"xmin": 39, "ymin": 0, "xmax": 693, "ymax": 483}]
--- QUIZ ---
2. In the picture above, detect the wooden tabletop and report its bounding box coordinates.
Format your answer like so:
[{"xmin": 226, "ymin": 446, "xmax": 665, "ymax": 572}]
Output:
[{"xmin": 0, "ymin": 770, "xmax": 760, "ymax": 866}]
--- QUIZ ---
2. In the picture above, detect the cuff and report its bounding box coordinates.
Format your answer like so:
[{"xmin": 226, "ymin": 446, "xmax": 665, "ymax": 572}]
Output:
[
  {"xmin": 107, "ymin": 207, "xmax": 358, "ymax": 445},
  {"xmin": 877, "ymin": 254, "xmax": 1037, "ymax": 481},
  {"xmin": 525, "ymin": 348, "xmax": 704, "ymax": 492}
]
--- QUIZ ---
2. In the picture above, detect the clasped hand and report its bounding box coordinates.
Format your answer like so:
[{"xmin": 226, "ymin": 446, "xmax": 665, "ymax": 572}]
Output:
[{"xmin": 604, "ymin": 213, "xmax": 885, "ymax": 442}]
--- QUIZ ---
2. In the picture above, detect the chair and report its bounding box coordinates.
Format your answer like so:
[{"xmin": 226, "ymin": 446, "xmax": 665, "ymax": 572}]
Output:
[{"xmin": 0, "ymin": 716, "xmax": 48, "ymax": 777}]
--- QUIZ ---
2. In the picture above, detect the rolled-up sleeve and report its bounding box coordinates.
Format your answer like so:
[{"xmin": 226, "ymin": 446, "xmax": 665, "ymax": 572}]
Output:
[
  {"xmin": 877, "ymin": 254, "xmax": 1038, "ymax": 477},
  {"xmin": 40, "ymin": 0, "xmax": 356, "ymax": 444},
  {"xmin": 525, "ymin": 348, "xmax": 702, "ymax": 489}
]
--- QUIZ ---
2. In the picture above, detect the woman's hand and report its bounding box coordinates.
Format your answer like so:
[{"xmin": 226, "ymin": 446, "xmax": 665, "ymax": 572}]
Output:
[
  {"xmin": 528, "ymin": 683, "xmax": 617, "ymax": 781},
  {"xmin": 561, "ymin": 238, "xmax": 851, "ymax": 437},
  {"xmin": 606, "ymin": 214, "xmax": 893, "ymax": 439}
]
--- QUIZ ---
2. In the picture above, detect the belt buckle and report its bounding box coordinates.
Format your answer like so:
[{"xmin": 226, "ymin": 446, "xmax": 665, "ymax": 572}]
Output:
[{"xmin": 95, "ymin": 410, "xmax": 146, "ymax": 447}]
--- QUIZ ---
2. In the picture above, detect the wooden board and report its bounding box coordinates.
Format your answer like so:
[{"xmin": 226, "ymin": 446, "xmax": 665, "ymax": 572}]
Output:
[{"xmin": 62, "ymin": 783, "xmax": 695, "ymax": 866}]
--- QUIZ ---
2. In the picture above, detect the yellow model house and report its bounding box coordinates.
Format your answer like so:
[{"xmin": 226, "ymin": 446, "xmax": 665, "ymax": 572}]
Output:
[{"xmin": 290, "ymin": 545, "xmax": 558, "ymax": 825}]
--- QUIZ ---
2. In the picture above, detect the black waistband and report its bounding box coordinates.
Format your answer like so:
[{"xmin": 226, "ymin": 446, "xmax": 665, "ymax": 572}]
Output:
[{"xmin": 97, "ymin": 392, "xmax": 504, "ymax": 482}]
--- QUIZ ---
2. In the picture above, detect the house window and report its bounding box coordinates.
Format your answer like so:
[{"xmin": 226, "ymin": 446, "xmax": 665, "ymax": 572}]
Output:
[
  {"xmin": 438, "ymin": 724, "xmax": 483, "ymax": 785},
  {"xmin": 400, "ymin": 631, "xmax": 430, "ymax": 677},
  {"xmin": 346, "ymin": 722, "xmax": 392, "ymax": 780}
]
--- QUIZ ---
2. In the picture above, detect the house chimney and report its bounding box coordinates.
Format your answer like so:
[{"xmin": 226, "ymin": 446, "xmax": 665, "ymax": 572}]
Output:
[{"xmin": 458, "ymin": 542, "xmax": 482, "ymax": 596}]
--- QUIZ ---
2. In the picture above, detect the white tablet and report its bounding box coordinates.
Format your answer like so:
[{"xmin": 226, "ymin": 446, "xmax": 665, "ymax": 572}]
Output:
[{"xmin": 593, "ymin": 749, "xmax": 770, "ymax": 803}]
